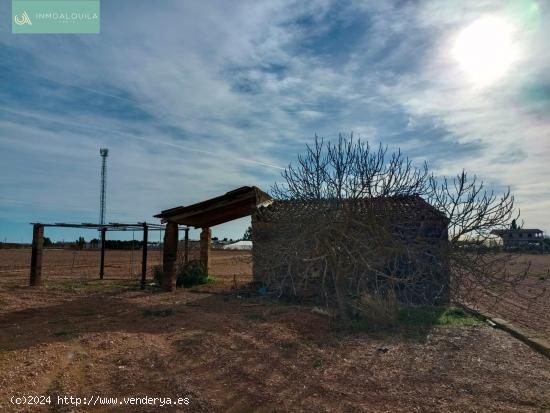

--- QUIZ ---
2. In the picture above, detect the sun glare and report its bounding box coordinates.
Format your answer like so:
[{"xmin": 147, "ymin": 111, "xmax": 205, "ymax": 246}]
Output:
[{"xmin": 452, "ymin": 16, "xmax": 519, "ymax": 86}]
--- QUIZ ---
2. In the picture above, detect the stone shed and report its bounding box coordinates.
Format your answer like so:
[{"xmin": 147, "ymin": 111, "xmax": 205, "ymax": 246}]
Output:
[{"xmin": 252, "ymin": 195, "xmax": 450, "ymax": 305}]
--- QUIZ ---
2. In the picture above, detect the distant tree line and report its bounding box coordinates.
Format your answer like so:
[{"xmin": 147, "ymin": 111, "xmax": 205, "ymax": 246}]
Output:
[
  {"xmin": 243, "ymin": 226, "xmax": 252, "ymax": 241},
  {"xmin": 91, "ymin": 239, "xmax": 144, "ymax": 250},
  {"xmin": 0, "ymin": 238, "xmax": 145, "ymax": 250}
]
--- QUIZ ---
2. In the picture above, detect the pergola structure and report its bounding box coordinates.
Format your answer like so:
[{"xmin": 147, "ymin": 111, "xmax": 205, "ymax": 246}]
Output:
[
  {"xmin": 29, "ymin": 222, "xmax": 189, "ymax": 289},
  {"xmin": 155, "ymin": 186, "xmax": 272, "ymax": 291}
]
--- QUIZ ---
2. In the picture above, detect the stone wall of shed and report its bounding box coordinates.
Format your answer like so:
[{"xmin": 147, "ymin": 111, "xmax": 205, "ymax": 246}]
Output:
[{"xmin": 252, "ymin": 210, "xmax": 450, "ymax": 305}]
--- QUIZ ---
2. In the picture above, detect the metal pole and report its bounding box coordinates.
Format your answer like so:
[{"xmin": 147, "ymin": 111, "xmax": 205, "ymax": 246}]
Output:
[
  {"xmin": 100, "ymin": 228, "xmax": 106, "ymax": 280},
  {"xmin": 141, "ymin": 223, "xmax": 148, "ymax": 290},
  {"xmin": 99, "ymin": 148, "xmax": 109, "ymax": 226}
]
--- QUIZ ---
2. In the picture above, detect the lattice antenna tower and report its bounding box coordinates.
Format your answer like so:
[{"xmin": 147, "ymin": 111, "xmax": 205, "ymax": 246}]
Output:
[{"xmin": 99, "ymin": 148, "xmax": 109, "ymax": 225}]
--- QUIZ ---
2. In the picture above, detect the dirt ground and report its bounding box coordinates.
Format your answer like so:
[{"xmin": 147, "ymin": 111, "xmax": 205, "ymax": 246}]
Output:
[{"xmin": 0, "ymin": 249, "xmax": 549, "ymax": 412}]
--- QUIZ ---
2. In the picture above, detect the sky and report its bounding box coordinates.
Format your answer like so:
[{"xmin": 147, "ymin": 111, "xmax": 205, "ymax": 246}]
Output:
[{"xmin": 0, "ymin": 0, "xmax": 549, "ymax": 243}]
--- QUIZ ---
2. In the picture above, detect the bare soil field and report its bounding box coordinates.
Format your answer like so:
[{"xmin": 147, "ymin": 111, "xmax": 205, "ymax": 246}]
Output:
[
  {"xmin": 471, "ymin": 254, "xmax": 550, "ymax": 342},
  {"xmin": 0, "ymin": 247, "xmax": 251, "ymax": 299},
  {"xmin": 0, "ymin": 249, "xmax": 549, "ymax": 412}
]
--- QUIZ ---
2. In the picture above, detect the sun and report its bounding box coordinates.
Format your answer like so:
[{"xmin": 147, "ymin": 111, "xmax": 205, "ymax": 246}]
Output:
[{"xmin": 452, "ymin": 16, "xmax": 519, "ymax": 86}]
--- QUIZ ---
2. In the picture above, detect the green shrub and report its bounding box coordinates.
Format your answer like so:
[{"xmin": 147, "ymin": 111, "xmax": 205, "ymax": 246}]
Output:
[
  {"xmin": 349, "ymin": 305, "xmax": 483, "ymax": 332},
  {"xmin": 176, "ymin": 260, "xmax": 208, "ymax": 288},
  {"xmin": 152, "ymin": 265, "xmax": 163, "ymax": 285},
  {"xmin": 397, "ymin": 306, "xmax": 482, "ymax": 327},
  {"xmin": 152, "ymin": 261, "xmax": 209, "ymax": 288}
]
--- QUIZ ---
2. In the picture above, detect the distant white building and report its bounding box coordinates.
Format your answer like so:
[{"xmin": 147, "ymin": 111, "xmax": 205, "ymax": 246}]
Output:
[
  {"xmin": 490, "ymin": 228, "xmax": 544, "ymax": 248},
  {"xmin": 222, "ymin": 240, "xmax": 252, "ymax": 250}
]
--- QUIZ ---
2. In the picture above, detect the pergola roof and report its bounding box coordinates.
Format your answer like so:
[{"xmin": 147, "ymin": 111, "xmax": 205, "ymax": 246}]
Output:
[
  {"xmin": 30, "ymin": 222, "xmax": 167, "ymax": 231},
  {"xmin": 155, "ymin": 186, "xmax": 272, "ymax": 228}
]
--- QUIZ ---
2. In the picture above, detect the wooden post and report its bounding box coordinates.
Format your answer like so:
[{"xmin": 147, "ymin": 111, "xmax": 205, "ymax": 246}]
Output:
[
  {"xmin": 184, "ymin": 228, "xmax": 189, "ymax": 264},
  {"xmin": 200, "ymin": 227, "xmax": 211, "ymax": 275},
  {"xmin": 141, "ymin": 223, "xmax": 148, "ymax": 290},
  {"xmin": 99, "ymin": 228, "xmax": 106, "ymax": 280},
  {"xmin": 30, "ymin": 224, "xmax": 44, "ymax": 286},
  {"xmin": 162, "ymin": 222, "xmax": 178, "ymax": 291}
]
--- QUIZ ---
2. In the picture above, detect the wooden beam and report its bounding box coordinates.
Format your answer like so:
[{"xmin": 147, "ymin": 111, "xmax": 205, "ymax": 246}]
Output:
[
  {"xmin": 141, "ymin": 223, "xmax": 148, "ymax": 290},
  {"xmin": 184, "ymin": 227, "xmax": 189, "ymax": 264},
  {"xmin": 162, "ymin": 222, "xmax": 178, "ymax": 291},
  {"xmin": 200, "ymin": 227, "xmax": 211, "ymax": 275},
  {"xmin": 99, "ymin": 228, "xmax": 106, "ymax": 280},
  {"xmin": 177, "ymin": 201, "xmax": 256, "ymax": 228},
  {"xmin": 156, "ymin": 187, "xmax": 273, "ymax": 227},
  {"xmin": 164, "ymin": 198, "xmax": 254, "ymax": 225},
  {"xmin": 29, "ymin": 224, "xmax": 44, "ymax": 286},
  {"xmin": 157, "ymin": 186, "xmax": 265, "ymax": 218}
]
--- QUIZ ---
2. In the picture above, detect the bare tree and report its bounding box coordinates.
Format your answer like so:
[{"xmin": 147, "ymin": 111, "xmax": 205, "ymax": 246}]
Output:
[
  {"xmin": 426, "ymin": 171, "xmax": 527, "ymax": 305},
  {"xmin": 254, "ymin": 134, "xmax": 538, "ymax": 323},
  {"xmin": 272, "ymin": 135, "xmax": 430, "ymax": 200}
]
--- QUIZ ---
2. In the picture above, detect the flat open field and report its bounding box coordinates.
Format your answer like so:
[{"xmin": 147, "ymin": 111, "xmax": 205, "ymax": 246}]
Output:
[
  {"xmin": 0, "ymin": 249, "xmax": 549, "ymax": 412},
  {"xmin": 0, "ymin": 247, "xmax": 252, "ymax": 284},
  {"xmin": 469, "ymin": 254, "xmax": 550, "ymax": 342}
]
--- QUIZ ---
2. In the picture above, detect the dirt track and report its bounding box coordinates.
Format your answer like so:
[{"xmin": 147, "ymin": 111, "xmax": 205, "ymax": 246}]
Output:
[{"xmin": 0, "ymin": 249, "xmax": 549, "ymax": 412}]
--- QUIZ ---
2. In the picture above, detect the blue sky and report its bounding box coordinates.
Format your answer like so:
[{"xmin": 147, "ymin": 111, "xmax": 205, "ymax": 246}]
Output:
[{"xmin": 1, "ymin": 0, "xmax": 549, "ymax": 242}]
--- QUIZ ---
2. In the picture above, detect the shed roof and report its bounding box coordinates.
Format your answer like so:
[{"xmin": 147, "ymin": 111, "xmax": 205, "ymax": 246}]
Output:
[
  {"xmin": 254, "ymin": 195, "xmax": 448, "ymax": 223},
  {"xmin": 155, "ymin": 186, "xmax": 272, "ymax": 227}
]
